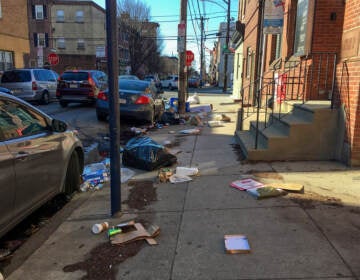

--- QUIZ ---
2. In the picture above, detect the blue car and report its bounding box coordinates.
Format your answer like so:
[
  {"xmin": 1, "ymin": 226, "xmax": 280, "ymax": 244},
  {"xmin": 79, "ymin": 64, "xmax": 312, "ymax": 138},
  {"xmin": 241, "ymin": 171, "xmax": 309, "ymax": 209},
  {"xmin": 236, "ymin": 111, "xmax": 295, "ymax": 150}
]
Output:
[{"xmin": 95, "ymin": 79, "xmax": 165, "ymax": 124}]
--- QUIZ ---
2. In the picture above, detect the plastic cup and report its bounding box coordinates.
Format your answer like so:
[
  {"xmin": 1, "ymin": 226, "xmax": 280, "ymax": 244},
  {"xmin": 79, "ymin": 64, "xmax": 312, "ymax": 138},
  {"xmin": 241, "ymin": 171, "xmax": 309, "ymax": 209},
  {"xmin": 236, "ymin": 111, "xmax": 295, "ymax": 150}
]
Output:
[{"xmin": 91, "ymin": 222, "xmax": 109, "ymax": 234}]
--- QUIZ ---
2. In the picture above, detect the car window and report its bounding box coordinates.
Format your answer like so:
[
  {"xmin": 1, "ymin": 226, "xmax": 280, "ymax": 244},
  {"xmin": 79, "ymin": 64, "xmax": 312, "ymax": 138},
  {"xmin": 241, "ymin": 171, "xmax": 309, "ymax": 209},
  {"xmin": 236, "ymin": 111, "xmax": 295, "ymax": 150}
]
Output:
[
  {"xmin": 1, "ymin": 70, "xmax": 31, "ymax": 83},
  {"xmin": 60, "ymin": 72, "xmax": 89, "ymax": 81},
  {"xmin": 0, "ymin": 99, "xmax": 48, "ymax": 140},
  {"xmin": 34, "ymin": 70, "xmax": 47, "ymax": 81},
  {"xmin": 44, "ymin": 70, "xmax": 55, "ymax": 81},
  {"xmin": 174, "ymin": 77, "xmax": 178, "ymax": 81}
]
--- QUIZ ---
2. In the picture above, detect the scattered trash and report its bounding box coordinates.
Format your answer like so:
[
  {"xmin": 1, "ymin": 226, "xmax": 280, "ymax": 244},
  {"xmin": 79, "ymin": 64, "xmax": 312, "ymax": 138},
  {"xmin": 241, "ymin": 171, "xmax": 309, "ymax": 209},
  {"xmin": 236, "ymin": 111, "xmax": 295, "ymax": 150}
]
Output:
[
  {"xmin": 130, "ymin": 126, "xmax": 147, "ymax": 134},
  {"xmin": 189, "ymin": 115, "xmax": 204, "ymax": 126},
  {"xmin": 163, "ymin": 140, "xmax": 172, "ymax": 147},
  {"xmin": 189, "ymin": 104, "xmax": 212, "ymax": 113},
  {"xmin": 247, "ymin": 186, "xmax": 286, "ymax": 199},
  {"xmin": 178, "ymin": 128, "xmax": 201, "ymax": 135},
  {"xmin": 91, "ymin": 222, "xmax": 109, "ymax": 234},
  {"xmin": 230, "ymin": 178, "xmax": 287, "ymax": 199},
  {"xmin": 122, "ymin": 136, "xmax": 177, "ymax": 171},
  {"xmin": 214, "ymin": 114, "xmax": 231, "ymax": 122},
  {"xmin": 208, "ymin": 120, "xmax": 224, "ymax": 127},
  {"xmin": 265, "ymin": 183, "xmax": 304, "ymax": 193},
  {"xmin": 158, "ymin": 168, "xmax": 173, "ymax": 182},
  {"xmin": 110, "ymin": 223, "xmax": 160, "ymax": 246},
  {"xmin": 81, "ymin": 163, "xmax": 109, "ymax": 191},
  {"xmin": 169, "ymin": 174, "xmax": 192, "ymax": 183},
  {"xmin": 160, "ymin": 111, "xmax": 180, "ymax": 125},
  {"xmin": 169, "ymin": 97, "xmax": 190, "ymax": 112},
  {"xmin": 176, "ymin": 166, "xmax": 199, "ymax": 176},
  {"xmin": 230, "ymin": 178, "xmax": 264, "ymax": 191},
  {"xmin": 187, "ymin": 93, "xmax": 200, "ymax": 104},
  {"xmin": 224, "ymin": 234, "xmax": 251, "ymax": 254}
]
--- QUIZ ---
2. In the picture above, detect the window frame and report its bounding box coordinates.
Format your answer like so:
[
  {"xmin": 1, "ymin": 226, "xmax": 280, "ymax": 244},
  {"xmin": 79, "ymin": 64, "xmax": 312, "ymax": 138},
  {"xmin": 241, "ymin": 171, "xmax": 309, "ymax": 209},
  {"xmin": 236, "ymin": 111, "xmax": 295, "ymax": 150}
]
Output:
[
  {"xmin": 77, "ymin": 39, "xmax": 85, "ymax": 50},
  {"xmin": 37, "ymin": 33, "xmax": 46, "ymax": 47},
  {"xmin": 0, "ymin": 51, "xmax": 14, "ymax": 72},
  {"xmin": 35, "ymin": 5, "xmax": 44, "ymax": 20},
  {"xmin": 56, "ymin": 10, "xmax": 65, "ymax": 22},
  {"xmin": 75, "ymin": 10, "xmax": 84, "ymax": 23},
  {"xmin": 57, "ymin": 38, "xmax": 66, "ymax": 49}
]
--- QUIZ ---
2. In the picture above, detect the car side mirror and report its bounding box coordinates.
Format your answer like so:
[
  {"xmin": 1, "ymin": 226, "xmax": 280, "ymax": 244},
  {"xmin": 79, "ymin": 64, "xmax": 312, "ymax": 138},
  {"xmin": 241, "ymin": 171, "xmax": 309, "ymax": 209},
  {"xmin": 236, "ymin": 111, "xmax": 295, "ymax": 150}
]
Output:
[{"xmin": 52, "ymin": 119, "xmax": 67, "ymax": 132}]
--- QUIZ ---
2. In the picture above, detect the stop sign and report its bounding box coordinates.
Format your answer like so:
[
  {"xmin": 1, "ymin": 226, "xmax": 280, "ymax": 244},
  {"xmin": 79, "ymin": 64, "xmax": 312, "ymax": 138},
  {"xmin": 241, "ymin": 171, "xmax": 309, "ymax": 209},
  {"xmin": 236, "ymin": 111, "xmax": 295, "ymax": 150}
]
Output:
[
  {"xmin": 48, "ymin": 53, "xmax": 59, "ymax": 66},
  {"xmin": 186, "ymin": 50, "xmax": 194, "ymax": 66}
]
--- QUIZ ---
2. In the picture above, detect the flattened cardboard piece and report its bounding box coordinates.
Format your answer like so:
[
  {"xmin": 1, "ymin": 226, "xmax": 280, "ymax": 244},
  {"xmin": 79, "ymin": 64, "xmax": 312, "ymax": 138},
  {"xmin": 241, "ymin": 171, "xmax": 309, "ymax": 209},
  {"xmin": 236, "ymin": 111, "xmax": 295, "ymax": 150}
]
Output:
[
  {"xmin": 224, "ymin": 234, "xmax": 251, "ymax": 254},
  {"xmin": 230, "ymin": 178, "xmax": 264, "ymax": 191},
  {"xmin": 111, "ymin": 223, "xmax": 160, "ymax": 246},
  {"xmin": 265, "ymin": 183, "xmax": 304, "ymax": 193}
]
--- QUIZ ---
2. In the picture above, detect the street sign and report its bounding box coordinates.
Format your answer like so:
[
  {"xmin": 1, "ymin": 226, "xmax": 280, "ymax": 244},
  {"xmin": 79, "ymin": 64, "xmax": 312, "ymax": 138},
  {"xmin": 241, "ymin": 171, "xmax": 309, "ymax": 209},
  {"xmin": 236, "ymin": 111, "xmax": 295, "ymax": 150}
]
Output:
[
  {"xmin": 186, "ymin": 50, "xmax": 194, "ymax": 66},
  {"xmin": 48, "ymin": 53, "xmax": 59, "ymax": 66}
]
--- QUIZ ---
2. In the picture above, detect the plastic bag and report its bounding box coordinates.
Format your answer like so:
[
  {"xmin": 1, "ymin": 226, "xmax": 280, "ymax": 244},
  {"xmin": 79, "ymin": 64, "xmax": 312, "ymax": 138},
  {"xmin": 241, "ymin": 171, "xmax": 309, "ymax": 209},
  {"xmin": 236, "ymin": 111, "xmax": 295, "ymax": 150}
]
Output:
[{"xmin": 122, "ymin": 136, "xmax": 177, "ymax": 171}]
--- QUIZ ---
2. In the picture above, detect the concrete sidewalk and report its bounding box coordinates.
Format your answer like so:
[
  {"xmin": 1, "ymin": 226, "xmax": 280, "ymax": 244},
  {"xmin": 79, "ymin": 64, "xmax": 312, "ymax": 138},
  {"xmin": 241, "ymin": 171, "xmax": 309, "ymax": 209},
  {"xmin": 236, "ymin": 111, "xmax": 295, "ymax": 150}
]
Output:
[{"xmin": 6, "ymin": 94, "xmax": 360, "ymax": 280}]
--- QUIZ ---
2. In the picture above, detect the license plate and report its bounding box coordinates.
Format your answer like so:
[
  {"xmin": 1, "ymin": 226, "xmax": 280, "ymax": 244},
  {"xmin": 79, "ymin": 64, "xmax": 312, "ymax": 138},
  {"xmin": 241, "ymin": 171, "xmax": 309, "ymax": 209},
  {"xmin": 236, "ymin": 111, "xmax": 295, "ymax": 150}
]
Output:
[
  {"xmin": 69, "ymin": 84, "xmax": 78, "ymax": 88},
  {"xmin": 119, "ymin": 98, "xmax": 126, "ymax": 104},
  {"xmin": 12, "ymin": 89, "xmax": 22, "ymax": 93}
]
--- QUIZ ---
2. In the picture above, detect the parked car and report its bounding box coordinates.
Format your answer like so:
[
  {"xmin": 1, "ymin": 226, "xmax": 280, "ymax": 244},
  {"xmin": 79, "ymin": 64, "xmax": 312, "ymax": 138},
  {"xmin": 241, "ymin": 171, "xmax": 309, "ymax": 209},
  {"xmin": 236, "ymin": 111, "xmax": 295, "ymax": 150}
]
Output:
[
  {"xmin": 96, "ymin": 79, "xmax": 165, "ymax": 124},
  {"xmin": 119, "ymin": 75, "xmax": 139, "ymax": 80},
  {"xmin": 160, "ymin": 75, "xmax": 178, "ymax": 90},
  {"xmin": 144, "ymin": 74, "xmax": 163, "ymax": 93},
  {"xmin": 0, "ymin": 86, "xmax": 13, "ymax": 95},
  {"xmin": 0, "ymin": 68, "xmax": 58, "ymax": 104},
  {"xmin": 188, "ymin": 77, "xmax": 200, "ymax": 88},
  {"xmin": 0, "ymin": 92, "xmax": 84, "ymax": 238},
  {"xmin": 56, "ymin": 70, "xmax": 108, "ymax": 107}
]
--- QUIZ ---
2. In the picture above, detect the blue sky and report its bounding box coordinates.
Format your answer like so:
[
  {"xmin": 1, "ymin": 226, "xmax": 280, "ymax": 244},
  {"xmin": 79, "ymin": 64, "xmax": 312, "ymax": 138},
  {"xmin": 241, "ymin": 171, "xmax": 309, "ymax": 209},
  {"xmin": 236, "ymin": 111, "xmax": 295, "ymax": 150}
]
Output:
[{"xmin": 93, "ymin": 0, "xmax": 238, "ymax": 70}]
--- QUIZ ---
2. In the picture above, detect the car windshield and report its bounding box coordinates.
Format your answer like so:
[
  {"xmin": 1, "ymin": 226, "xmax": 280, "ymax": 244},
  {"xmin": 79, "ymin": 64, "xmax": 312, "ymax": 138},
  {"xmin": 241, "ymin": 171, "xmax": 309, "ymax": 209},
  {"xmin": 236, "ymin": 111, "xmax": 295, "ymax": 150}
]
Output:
[
  {"xmin": 119, "ymin": 80, "xmax": 149, "ymax": 92},
  {"xmin": 61, "ymin": 72, "xmax": 89, "ymax": 81},
  {"xmin": 1, "ymin": 70, "xmax": 31, "ymax": 83}
]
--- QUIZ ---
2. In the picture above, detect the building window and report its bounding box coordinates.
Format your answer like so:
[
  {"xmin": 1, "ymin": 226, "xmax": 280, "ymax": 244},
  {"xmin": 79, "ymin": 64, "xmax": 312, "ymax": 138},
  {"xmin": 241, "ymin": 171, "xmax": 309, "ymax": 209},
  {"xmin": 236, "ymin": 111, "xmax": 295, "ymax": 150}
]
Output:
[
  {"xmin": 56, "ymin": 10, "xmax": 64, "ymax": 22},
  {"xmin": 35, "ymin": 5, "xmax": 44, "ymax": 20},
  {"xmin": 77, "ymin": 39, "xmax": 85, "ymax": 50},
  {"xmin": 57, "ymin": 38, "xmax": 66, "ymax": 49},
  {"xmin": 0, "ymin": 51, "xmax": 14, "ymax": 71},
  {"xmin": 37, "ymin": 33, "xmax": 45, "ymax": 47},
  {"xmin": 75, "ymin": 10, "xmax": 84, "ymax": 23}
]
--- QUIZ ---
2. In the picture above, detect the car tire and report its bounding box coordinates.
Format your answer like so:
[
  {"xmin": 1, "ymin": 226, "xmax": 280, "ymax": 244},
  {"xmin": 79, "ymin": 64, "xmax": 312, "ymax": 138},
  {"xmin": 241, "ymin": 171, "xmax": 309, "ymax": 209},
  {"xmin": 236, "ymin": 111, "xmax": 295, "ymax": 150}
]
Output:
[
  {"xmin": 63, "ymin": 152, "xmax": 81, "ymax": 196},
  {"xmin": 96, "ymin": 111, "xmax": 108, "ymax": 122},
  {"xmin": 41, "ymin": 92, "xmax": 50, "ymax": 105},
  {"xmin": 60, "ymin": 100, "xmax": 68, "ymax": 108}
]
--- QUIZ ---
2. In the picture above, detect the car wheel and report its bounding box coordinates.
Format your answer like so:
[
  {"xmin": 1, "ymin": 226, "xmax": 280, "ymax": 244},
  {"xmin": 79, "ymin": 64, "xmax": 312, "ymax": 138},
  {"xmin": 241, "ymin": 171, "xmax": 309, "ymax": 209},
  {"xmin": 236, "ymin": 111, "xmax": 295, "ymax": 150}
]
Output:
[
  {"xmin": 96, "ymin": 111, "xmax": 108, "ymax": 122},
  {"xmin": 63, "ymin": 152, "xmax": 81, "ymax": 196},
  {"xmin": 60, "ymin": 100, "xmax": 68, "ymax": 108},
  {"xmin": 41, "ymin": 92, "xmax": 50, "ymax": 105}
]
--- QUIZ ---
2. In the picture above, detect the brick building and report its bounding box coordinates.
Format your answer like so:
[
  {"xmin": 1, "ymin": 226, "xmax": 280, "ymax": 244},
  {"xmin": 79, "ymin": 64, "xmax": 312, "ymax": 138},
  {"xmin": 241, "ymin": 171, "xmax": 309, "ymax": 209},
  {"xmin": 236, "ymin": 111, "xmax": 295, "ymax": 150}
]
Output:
[
  {"xmin": 235, "ymin": 0, "xmax": 360, "ymax": 166},
  {"xmin": 0, "ymin": 0, "xmax": 30, "ymax": 71}
]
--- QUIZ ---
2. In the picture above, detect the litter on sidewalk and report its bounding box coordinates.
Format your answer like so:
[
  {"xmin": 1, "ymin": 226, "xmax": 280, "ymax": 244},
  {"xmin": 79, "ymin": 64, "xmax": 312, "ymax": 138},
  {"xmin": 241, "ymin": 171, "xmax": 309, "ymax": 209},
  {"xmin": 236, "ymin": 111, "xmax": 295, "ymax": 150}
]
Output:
[
  {"xmin": 265, "ymin": 183, "xmax": 304, "ymax": 193},
  {"xmin": 158, "ymin": 168, "xmax": 173, "ymax": 182},
  {"xmin": 208, "ymin": 120, "xmax": 224, "ymax": 127},
  {"xmin": 178, "ymin": 128, "xmax": 201, "ymax": 135},
  {"xmin": 224, "ymin": 234, "xmax": 251, "ymax": 254},
  {"xmin": 110, "ymin": 223, "xmax": 160, "ymax": 246},
  {"xmin": 230, "ymin": 178, "xmax": 287, "ymax": 199},
  {"xmin": 175, "ymin": 166, "xmax": 199, "ymax": 176}
]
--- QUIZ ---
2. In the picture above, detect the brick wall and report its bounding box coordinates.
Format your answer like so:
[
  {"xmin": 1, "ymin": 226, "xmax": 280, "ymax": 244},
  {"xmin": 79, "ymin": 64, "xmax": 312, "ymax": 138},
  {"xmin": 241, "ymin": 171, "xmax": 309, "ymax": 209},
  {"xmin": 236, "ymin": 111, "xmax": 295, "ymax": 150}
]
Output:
[{"xmin": 335, "ymin": 0, "xmax": 360, "ymax": 166}]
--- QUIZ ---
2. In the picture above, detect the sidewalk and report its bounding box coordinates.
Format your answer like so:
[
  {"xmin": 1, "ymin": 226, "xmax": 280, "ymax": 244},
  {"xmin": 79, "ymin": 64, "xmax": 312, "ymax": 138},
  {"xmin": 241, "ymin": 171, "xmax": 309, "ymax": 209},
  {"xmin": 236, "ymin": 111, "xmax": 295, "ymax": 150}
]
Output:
[{"xmin": 6, "ymin": 94, "xmax": 360, "ymax": 280}]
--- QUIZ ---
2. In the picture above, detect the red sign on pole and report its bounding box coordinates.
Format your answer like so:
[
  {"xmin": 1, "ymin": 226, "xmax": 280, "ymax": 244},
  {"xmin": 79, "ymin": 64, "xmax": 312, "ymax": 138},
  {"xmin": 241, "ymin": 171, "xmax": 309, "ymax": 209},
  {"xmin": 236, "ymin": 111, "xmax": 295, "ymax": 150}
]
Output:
[
  {"xmin": 186, "ymin": 50, "xmax": 194, "ymax": 66},
  {"xmin": 48, "ymin": 53, "xmax": 59, "ymax": 66}
]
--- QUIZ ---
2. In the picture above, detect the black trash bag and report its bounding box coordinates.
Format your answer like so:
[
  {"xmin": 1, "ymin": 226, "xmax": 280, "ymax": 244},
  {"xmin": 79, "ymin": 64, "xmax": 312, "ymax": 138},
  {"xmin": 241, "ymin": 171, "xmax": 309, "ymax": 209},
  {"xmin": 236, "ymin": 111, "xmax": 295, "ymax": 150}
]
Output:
[
  {"xmin": 122, "ymin": 136, "xmax": 177, "ymax": 171},
  {"xmin": 159, "ymin": 111, "xmax": 180, "ymax": 125}
]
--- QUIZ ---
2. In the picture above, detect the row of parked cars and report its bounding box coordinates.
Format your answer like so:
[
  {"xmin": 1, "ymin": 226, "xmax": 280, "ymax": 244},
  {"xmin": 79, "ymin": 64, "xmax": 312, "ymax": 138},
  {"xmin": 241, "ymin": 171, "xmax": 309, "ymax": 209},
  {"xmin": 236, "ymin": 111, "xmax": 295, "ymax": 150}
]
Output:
[{"xmin": 0, "ymin": 69, "xmax": 168, "ymax": 239}]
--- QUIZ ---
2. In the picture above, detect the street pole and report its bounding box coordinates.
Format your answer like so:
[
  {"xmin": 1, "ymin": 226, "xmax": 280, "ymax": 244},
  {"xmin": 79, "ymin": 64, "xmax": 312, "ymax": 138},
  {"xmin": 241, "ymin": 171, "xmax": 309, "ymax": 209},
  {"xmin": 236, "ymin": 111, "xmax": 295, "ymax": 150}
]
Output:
[
  {"xmin": 178, "ymin": 0, "xmax": 187, "ymax": 115},
  {"xmin": 105, "ymin": 0, "xmax": 121, "ymax": 216},
  {"xmin": 222, "ymin": 0, "xmax": 231, "ymax": 93},
  {"xmin": 200, "ymin": 16, "xmax": 204, "ymax": 87}
]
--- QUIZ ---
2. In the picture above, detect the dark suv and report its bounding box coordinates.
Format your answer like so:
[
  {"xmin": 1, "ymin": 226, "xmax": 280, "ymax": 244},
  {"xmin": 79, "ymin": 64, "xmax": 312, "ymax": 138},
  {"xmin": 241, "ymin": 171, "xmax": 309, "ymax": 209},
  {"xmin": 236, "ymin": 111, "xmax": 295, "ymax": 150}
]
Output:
[{"xmin": 56, "ymin": 70, "xmax": 107, "ymax": 107}]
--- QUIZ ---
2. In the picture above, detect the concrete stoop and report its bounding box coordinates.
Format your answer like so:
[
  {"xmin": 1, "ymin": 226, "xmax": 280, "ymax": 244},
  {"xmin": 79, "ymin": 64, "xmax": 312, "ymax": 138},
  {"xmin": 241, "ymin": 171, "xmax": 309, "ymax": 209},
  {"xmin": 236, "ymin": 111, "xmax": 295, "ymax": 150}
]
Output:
[{"xmin": 235, "ymin": 101, "xmax": 340, "ymax": 161}]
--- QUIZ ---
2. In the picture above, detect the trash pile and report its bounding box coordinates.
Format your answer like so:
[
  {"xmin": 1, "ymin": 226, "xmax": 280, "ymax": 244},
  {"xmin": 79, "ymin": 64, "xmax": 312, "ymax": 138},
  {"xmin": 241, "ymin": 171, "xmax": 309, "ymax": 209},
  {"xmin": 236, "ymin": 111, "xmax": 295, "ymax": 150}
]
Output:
[
  {"xmin": 229, "ymin": 178, "xmax": 304, "ymax": 199},
  {"xmin": 91, "ymin": 220, "xmax": 160, "ymax": 246},
  {"xmin": 158, "ymin": 166, "xmax": 199, "ymax": 184},
  {"xmin": 80, "ymin": 159, "xmax": 135, "ymax": 192}
]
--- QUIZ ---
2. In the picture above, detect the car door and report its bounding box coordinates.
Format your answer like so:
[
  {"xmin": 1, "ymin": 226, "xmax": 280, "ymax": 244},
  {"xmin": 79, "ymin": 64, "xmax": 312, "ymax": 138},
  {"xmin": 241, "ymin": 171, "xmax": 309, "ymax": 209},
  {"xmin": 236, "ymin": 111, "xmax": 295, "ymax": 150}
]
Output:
[
  {"xmin": 0, "ymin": 98, "xmax": 64, "ymax": 218},
  {"xmin": 0, "ymin": 127, "xmax": 16, "ymax": 236},
  {"xmin": 45, "ymin": 70, "xmax": 58, "ymax": 99}
]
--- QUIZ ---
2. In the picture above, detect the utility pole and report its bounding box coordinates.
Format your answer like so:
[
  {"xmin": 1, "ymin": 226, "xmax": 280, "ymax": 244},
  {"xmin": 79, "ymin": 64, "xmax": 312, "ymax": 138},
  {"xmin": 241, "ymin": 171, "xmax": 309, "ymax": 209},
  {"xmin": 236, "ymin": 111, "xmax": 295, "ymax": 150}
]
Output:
[
  {"xmin": 105, "ymin": 0, "xmax": 121, "ymax": 216},
  {"xmin": 223, "ymin": 0, "xmax": 231, "ymax": 93},
  {"xmin": 178, "ymin": 0, "xmax": 187, "ymax": 115},
  {"xmin": 200, "ymin": 16, "xmax": 204, "ymax": 87}
]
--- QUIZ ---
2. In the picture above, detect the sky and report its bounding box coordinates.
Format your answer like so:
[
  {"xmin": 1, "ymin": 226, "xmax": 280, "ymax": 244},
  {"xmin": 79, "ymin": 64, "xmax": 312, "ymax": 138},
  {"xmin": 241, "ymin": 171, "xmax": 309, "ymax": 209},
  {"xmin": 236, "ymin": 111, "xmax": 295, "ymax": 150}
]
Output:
[{"xmin": 93, "ymin": 0, "xmax": 238, "ymax": 71}]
